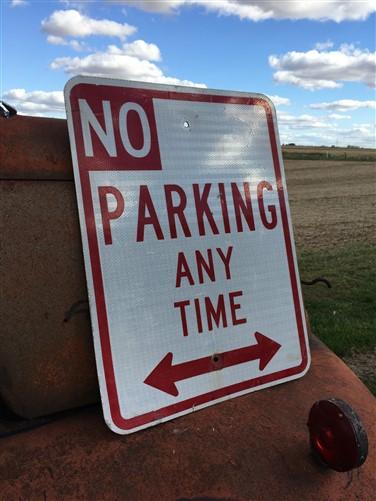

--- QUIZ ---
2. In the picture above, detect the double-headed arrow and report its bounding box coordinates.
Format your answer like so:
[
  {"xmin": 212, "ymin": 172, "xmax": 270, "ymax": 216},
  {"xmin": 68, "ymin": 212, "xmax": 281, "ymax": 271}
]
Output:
[{"xmin": 144, "ymin": 331, "xmax": 281, "ymax": 396}]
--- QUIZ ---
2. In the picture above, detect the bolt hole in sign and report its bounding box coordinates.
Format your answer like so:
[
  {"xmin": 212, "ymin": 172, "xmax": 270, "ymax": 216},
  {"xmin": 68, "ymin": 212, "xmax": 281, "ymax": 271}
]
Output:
[{"xmin": 64, "ymin": 76, "xmax": 310, "ymax": 434}]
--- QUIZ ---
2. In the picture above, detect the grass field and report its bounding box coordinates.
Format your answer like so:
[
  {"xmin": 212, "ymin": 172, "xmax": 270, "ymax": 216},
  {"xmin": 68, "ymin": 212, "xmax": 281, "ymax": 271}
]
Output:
[{"xmin": 284, "ymin": 151, "xmax": 376, "ymax": 394}]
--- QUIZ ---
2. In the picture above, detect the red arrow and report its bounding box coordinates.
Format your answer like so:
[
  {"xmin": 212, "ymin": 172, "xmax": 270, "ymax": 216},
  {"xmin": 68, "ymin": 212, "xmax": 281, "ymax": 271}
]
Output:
[{"xmin": 144, "ymin": 331, "xmax": 281, "ymax": 396}]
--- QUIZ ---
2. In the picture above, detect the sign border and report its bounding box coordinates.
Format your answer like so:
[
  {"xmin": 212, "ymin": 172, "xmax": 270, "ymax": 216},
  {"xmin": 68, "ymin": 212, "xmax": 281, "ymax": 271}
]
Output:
[{"xmin": 64, "ymin": 76, "xmax": 310, "ymax": 434}]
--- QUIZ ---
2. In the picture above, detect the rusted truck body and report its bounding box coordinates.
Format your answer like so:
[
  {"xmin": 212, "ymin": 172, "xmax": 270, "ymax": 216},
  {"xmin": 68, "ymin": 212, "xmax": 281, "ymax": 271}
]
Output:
[{"xmin": 1, "ymin": 115, "xmax": 375, "ymax": 500}]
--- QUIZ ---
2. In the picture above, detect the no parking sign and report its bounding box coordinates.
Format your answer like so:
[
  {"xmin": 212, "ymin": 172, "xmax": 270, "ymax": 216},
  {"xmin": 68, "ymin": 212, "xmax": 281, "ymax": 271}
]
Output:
[{"xmin": 65, "ymin": 77, "xmax": 310, "ymax": 434}]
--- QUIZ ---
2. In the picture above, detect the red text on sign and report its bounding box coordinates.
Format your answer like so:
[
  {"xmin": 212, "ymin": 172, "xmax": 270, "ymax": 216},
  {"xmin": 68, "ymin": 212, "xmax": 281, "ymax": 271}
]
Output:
[
  {"xmin": 174, "ymin": 290, "xmax": 247, "ymax": 337},
  {"xmin": 97, "ymin": 181, "xmax": 278, "ymax": 245},
  {"xmin": 72, "ymin": 91, "xmax": 162, "ymax": 171},
  {"xmin": 175, "ymin": 246, "xmax": 233, "ymax": 287}
]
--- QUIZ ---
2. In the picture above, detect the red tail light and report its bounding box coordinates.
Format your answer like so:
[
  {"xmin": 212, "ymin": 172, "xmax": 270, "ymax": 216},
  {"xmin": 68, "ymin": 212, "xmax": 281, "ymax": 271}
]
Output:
[{"xmin": 307, "ymin": 398, "xmax": 368, "ymax": 472}]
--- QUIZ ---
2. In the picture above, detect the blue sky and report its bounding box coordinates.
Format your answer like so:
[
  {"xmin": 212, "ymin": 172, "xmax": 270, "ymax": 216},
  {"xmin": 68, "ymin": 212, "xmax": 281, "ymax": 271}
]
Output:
[{"xmin": 1, "ymin": 0, "xmax": 375, "ymax": 147}]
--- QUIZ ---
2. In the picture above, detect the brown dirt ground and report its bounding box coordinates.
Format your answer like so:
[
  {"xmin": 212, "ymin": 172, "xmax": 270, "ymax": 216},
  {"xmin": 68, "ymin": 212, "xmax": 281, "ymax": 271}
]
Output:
[
  {"xmin": 284, "ymin": 159, "xmax": 376, "ymax": 250},
  {"xmin": 284, "ymin": 158, "xmax": 376, "ymax": 390}
]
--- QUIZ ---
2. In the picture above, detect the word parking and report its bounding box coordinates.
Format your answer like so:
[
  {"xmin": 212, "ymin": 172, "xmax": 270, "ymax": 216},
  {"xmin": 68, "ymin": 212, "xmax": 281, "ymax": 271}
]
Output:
[{"xmin": 98, "ymin": 181, "xmax": 278, "ymax": 245}]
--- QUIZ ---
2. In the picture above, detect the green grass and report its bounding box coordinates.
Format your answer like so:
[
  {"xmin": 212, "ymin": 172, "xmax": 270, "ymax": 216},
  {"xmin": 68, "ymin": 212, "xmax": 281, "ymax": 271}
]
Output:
[
  {"xmin": 298, "ymin": 243, "xmax": 376, "ymax": 357},
  {"xmin": 366, "ymin": 378, "xmax": 376, "ymax": 396}
]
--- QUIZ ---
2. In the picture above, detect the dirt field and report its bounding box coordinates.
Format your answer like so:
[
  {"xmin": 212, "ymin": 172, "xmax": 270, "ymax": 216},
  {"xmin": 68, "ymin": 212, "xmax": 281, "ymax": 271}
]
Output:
[
  {"xmin": 284, "ymin": 159, "xmax": 376, "ymax": 249},
  {"xmin": 283, "ymin": 154, "xmax": 375, "ymax": 393}
]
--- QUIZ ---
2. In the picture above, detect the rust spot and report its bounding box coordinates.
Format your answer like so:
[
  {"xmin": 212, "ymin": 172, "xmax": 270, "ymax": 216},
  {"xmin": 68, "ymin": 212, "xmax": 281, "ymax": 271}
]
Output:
[
  {"xmin": 177, "ymin": 498, "xmax": 240, "ymax": 501},
  {"xmin": 0, "ymin": 115, "xmax": 72, "ymax": 181}
]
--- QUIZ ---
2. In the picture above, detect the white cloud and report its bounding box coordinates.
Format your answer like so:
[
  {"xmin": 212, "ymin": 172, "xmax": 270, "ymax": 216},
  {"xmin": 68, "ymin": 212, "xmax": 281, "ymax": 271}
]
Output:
[
  {"xmin": 282, "ymin": 129, "xmax": 375, "ymax": 148},
  {"xmin": 118, "ymin": 1, "xmax": 375, "ymax": 22},
  {"xmin": 10, "ymin": 0, "xmax": 28, "ymax": 6},
  {"xmin": 58, "ymin": 1, "xmax": 86, "ymax": 7},
  {"xmin": 327, "ymin": 113, "xmax": 351, "ymax": 120},
  {"xmin": 314, "ymin": 40, "xmax": 333, "ymax": 50},
  {"xmin": 276, "ymin": 111, "xmax": 375, "ymax": 147},
  {"xmin": 267, "ymin": 95, "xmax": 291, "ymax": 106},
  {"xmin": 269, "ymin": 45, "xmax": 376, "ymax": 90},
  {"xmin": 42, "ymin": 9, "xmax": 136, "ymax": 41},
  {"xmin": 47, "ymin": 35, "xmax": 66, "ymax": 45},
  {"xmin": 119, "ymin": 1, "xmax": 185, "ymax": 14},
  {"xmin": 328, "ymin": 125, "xmax": 375, "ymax": 147},
  {"xmin": 2, "ymin": 89, "xmax": 65, "ymax": 117},
  {"xmin": 277, "ymin": 112, "xmax": 332, "ymax": 129},
  {"xmin": 309, "ymin": 99, "xmax": 376, "ymax": 111},
  {"xmin": 50, "ymin": 42, "xmax": 206, "ymax": 87},
  {"xmin": 46, "ymin": 35, "xmax": 88, "ymax": 51},
  {"xmin": 112, "ymin": 40, "xmax": 161, "ymax": 62}
]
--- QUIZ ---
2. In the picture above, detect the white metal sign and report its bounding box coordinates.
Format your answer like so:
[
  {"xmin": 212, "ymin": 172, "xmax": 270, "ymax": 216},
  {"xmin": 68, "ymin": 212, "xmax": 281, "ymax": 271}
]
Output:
[{"xmin": 65, "ymin": 76, "xmax": 310, "ymax": 434}]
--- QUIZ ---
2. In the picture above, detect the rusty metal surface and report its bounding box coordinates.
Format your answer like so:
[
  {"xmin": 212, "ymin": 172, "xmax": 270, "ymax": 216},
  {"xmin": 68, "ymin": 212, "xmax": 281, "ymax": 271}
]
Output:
[
  {"xmin": 1, "ymin": 337, "xmax": 375, "ymax": 501},
  {"xmin": 1, "ymin": 116, "xmax": 99, "ymax": 417},
  {"xmin": 0, "ymin": 115, "xmax": 73, "ymax": 180},
  {"xmin": 0, "ymin": 178, "xmax": 98, "ymax": 417}
]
